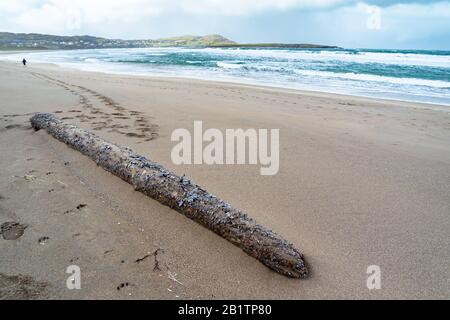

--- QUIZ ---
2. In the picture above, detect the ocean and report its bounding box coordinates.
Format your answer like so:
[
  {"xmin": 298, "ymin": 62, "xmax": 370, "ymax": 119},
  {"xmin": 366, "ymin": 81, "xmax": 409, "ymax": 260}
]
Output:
[{"xmin": 3, "ymin": 47, "xmax": 450, "ymax": 105}]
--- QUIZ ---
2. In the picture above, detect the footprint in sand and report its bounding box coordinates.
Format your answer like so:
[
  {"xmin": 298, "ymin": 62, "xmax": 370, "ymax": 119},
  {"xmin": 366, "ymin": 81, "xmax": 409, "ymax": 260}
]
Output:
[
  {"xmin": 116, "ymin": 282, "xmax": 133, "ymax": 292},
  {"xmin": 125, "ymin": 132, "xmax": 146, "ymax": 138},
  {"xmin": 0, "ymin": 222, "xmax": 28, "ymax": 240},
  {"xmin": 38, "ymin": 236, "xmax": 50, "ymax": 244},
  {"xmin": 4, "ymin": 124, "xmax": 28, "ymax": 130},
  {"xmin": 0, "ymin": 273, "xmax": 48, "ymax": 299},
  {"xmin": 31, "ymin": 72, "xmax": 160, "ymax": 142},
  {"xmin": 76, "ymin": 204, "xmax": 87, "ymax": 210}
]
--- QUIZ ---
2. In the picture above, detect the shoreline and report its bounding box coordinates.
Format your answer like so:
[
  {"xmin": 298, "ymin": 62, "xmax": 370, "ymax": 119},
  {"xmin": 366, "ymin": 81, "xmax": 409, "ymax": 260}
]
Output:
[{"xmin": 1, "ymin": 52, "xmax": 449, "ymax": 109}]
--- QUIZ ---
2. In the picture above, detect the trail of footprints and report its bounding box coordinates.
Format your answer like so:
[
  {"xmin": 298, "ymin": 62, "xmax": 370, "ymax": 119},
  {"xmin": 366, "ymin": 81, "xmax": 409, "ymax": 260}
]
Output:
[{"xmin": 31, "ymin": 73, "xmax": 159, "ymax": 142}]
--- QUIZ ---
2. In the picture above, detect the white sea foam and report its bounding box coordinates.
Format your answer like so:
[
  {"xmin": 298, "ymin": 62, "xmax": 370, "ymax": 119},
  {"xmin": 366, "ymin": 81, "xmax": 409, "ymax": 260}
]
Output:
[
  {"xmin": 293, "ymin": 69, "xmax": 450, "ymax": 88},
  {"xmin": 216, "ymin": 61, "xmax": 243, "ymax": 69},
  {"xmin": 1, "ymin": 47, "xmax": 449, "ymax": 106},
  {"xmin": 84, "ymin": 58, "xmax": 100, "ymax": 63},
  {"xmin": 199, "ymin": 47, "xmax": 450, "ymax": 68}
]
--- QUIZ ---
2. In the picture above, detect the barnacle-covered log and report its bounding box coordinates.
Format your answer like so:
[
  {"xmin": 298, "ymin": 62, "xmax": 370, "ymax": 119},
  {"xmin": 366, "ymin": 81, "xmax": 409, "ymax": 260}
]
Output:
[{"xmin": 31, "ymin": 113, "xmax": 308, "ymax": 278}]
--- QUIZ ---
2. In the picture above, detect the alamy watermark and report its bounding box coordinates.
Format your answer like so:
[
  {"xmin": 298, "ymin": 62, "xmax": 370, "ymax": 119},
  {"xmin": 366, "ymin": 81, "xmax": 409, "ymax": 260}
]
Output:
[
  {"xmin": 66, "ymin": 265, "xmax": 81, "ymax": 290},
  {"xmin": 171, "ymin": 121, "xmax": 279, "ymax": 175},
  {"xmin": 366, "ymin": 265, "xmax": 381, "ymax": 290},
  {"xmin": 363, "ymin": 5, "xmax": 381, "ymax": 30}
]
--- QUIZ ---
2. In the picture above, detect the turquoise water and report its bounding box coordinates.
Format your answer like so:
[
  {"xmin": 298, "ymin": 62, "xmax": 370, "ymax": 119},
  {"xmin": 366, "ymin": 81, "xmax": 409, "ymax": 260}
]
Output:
[{"xmin": 4, "ymin": 47, "xmax": 450, "ymax": 105}]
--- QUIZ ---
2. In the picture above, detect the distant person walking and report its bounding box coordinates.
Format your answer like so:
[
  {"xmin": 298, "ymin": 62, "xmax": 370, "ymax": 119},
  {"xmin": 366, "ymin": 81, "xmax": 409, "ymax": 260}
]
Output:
[{"xmin": 22, "ymin": 58, "xmax": 27, "ymax": 66}]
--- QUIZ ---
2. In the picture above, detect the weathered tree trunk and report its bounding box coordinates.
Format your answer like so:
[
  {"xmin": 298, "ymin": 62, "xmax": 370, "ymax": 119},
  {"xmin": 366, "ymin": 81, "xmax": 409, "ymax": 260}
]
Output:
[{"xmin": 31, "ymin": 113, "xmax": 308, "ymax": 278}]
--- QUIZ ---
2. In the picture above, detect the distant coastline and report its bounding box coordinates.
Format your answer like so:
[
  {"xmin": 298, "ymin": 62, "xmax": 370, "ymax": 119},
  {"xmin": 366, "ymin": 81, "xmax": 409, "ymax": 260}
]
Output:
[{"xmin": 0, "ymin": 32, "xmax": 338, "ymax": 50}]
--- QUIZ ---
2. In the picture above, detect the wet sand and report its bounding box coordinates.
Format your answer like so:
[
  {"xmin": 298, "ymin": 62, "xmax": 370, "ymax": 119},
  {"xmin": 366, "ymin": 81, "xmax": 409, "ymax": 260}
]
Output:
[{"xmin": 0, "ymin": 60, "xmax": 449, "ymax": 299}]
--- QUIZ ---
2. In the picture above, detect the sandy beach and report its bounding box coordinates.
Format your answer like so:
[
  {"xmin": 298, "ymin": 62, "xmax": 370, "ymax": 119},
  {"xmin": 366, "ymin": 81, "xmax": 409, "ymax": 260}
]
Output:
[{"xmin": 1, "ymin": 60, "xmax": 449, "ymax": 299}]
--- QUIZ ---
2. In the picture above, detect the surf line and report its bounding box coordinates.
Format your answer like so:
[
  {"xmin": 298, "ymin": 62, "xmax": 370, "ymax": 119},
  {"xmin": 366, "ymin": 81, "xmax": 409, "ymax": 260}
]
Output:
[{"xmin": 30, "ymin": 113, "xmax": 308, "ymax": 278}]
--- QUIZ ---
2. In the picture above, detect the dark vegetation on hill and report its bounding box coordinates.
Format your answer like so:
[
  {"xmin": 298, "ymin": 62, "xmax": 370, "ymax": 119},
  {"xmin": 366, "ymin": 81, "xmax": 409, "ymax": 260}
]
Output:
[{"xmin": 0, "ymin": 32, "xmax": 338, "ymax": 50}]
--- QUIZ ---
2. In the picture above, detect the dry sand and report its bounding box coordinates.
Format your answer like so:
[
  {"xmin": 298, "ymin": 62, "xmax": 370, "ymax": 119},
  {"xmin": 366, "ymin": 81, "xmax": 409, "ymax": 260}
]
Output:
[{"xmin": 0, "ymin": 60, "xmax": 449, "ymax": 299}]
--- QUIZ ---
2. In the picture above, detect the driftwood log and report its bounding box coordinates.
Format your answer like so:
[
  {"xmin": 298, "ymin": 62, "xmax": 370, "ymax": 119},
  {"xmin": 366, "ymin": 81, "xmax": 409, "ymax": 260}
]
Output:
[{"xmin": 30, "ymin": 113, "xmax": 308, "ymax": 278}]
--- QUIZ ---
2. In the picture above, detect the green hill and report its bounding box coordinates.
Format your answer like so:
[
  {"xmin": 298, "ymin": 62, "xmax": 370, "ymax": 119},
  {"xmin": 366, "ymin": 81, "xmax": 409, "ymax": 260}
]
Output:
[
  {"xmin": 154, "ymin": 34, "xmax": 235, "ymax": 47},
  {"xmin": 0, "ymin": 32, "xmax": 337, "ymax": 50},
  {"xmin": 0, "ymin": 32, "xmax": 235, "ymax": 50}
]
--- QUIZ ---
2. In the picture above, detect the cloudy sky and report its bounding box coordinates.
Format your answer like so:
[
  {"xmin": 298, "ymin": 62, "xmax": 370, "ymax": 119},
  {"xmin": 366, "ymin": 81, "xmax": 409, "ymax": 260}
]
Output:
[{"xmin": 1, "ymin": 0, "xmax": 449, "ymax": 49}]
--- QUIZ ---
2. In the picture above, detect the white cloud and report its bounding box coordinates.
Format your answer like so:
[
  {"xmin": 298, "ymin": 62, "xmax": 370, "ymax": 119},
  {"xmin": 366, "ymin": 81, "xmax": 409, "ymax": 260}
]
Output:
[
  {"xmin": 180, "ymin": 0, "xmax": 347, "ymax": 15},
  {"xmin": 0, "ymin": 1, "xmax": 41, "ymax": 14},
  {"xmin": 313, "ymin": 1, "xmax": 450, "ymax": 48},
  {"xmin": 13, "ymin": 0, "xmax": 164, "ymax": 32},
  {"xmin": 387, "ymin": 1, "xmax": 450, "ymax": 17},
  {"xmin": 8, "ymin": 0, "xmax": 348, "ymax": 33},
  {"xmin": 1, "ymin": 0, "xmax": 449, "ymax": 49},
  {"xmin": 379, "ymin": 1, "xmax": 450, "ymax": 43}
]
